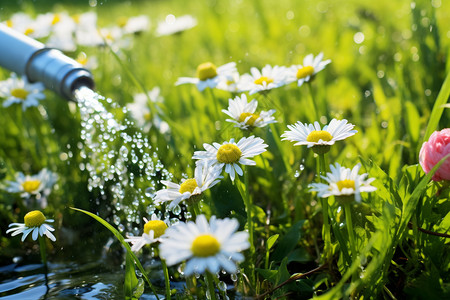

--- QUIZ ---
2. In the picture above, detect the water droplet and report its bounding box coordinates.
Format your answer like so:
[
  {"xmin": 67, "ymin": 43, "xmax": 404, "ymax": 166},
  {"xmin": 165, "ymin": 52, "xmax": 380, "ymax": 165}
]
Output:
[
  {"xmin": 172, "ymin": 205, "xmax": 181, "ymax": 215},
  {"xmin": 218, "ymin": 281, "xmax": 227, "ymax": 291}
]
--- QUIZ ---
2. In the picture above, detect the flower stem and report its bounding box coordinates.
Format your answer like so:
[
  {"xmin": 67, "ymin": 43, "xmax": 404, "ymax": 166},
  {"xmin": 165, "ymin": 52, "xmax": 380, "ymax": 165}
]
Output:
[
  {"xmin": 205, "ymin": 272, "xmax": 218, "ymax": 300},
  {"xmin": 344, "ymin": 202, "xmax": 357, "ymax": 281},
  {"xmin": 38, "ymin": 236, "xmax": 48, "ymax": 270},
  {"xmin": 318, "ymin": 154, "xmax": 331, "ymax": 262},
  {"xmin": 236, "ymin": 167, "xmax": 255, "ymax": 284},
  {"xmin": 161, "ymin": 260, "xmax": 171, "ymax": 300},
  {"xmin": 207, "ymin": 88, "xmax": 221, "ymax": 122},
  {"xmin": 306, "ymin": 83, "xmax": 319, "ymax": 122}
]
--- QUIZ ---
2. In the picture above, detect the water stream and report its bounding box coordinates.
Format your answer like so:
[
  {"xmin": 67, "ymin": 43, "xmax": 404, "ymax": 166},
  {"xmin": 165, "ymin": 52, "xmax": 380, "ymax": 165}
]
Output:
[{"xmin": 1, "ymin": 87, "xmax": 182, "ymax": 299}]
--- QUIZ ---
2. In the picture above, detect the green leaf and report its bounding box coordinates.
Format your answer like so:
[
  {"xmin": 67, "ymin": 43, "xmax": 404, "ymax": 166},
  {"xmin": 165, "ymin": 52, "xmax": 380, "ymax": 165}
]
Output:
[
  {"xmin": 71, "ymin": 207, "xmax": 160, "ymax": 300},
  {"xmin": 267, "ymin": 234, "xmax": 279, "ymax": 250},
  {"xmin": 405, "ymin": 101, "xmax": 421, "ymax": 143},
  {"xmin": 124, "ymin": 251, "xmax": 140, "ymax": 300},
  {"xmin": 272, "ymin": 220, "xmax": 305, "ymax": 262},
  {"xmin": 397, "ymin": 154, "xmax": 450, "ymax": 240}
]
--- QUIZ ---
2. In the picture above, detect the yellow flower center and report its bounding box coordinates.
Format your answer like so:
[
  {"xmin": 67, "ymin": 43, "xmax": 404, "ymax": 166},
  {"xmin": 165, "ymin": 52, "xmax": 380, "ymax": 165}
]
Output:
[
  {"xmin": 196, "ymin": 62, "xmax": 218, "ymax": 81},
  {"xmin": 24, "ymin": 210, "xmax": 46, "ymax": 227},
  {"xmin": 72, "ymin": 14, "xmax": 81, "ymax": 24},
  {"xmin": 11, "ymin": 88, "xmax": 30, "ymax": 100},
  {"xmin": 143, "ymin": 112, "xmax": 152, "ymax": 121},
  {"xmin": 216, "ymin": 144, "xmax": 242, "ymax": 164},
  {"xmin": 191, "ymin": 234, "xmax": 221, "ymax": 257},
  {"xmin": 254, "ymin": 76, "xmax": 274, "ymax": 85},
  {"xmin": 24, "ymin": 27, "xmax": 34, "ymax": 36},
  {"xmin": 336, "ymin": 179, "xmax": 355, "ymax": 191},
  {"xmin": 143, "ymin": 220, "xmax": 167, "ymax": 238},
  {"xmin": 6, "ymin": 20, "xmax": 13, "ymax": 27},
  {"xmin": 238, "ymin": 112, "xmax": 259, "ymax": 126},
  {"xmin": 296, "ymin": 66, "xmax": 315, "ymax": 79},
  {"xmin": 306, "ymin": 130, "xmax": 333, "ymax": 143},
  {"xmin": 21, "ymin": 180, "xmax": 41, "ymax": 193},
  {"xmin": 52, "ymin": 14, "xmax": 61, "ymax": 25},
  {"xmin": 76, "ymin": 53, "xmax": 88, "ymax": 66},
  {"xmin": 179, "ymin": 178, "xmax": 198, "ymax": 194},
  {"xmin": 117, "ymin": 16, "xmax": 128, "ymax": 28}
]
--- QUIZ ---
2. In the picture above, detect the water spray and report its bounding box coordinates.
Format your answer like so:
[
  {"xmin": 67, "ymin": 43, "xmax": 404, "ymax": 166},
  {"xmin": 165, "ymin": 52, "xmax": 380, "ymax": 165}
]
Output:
[{"xmin": 0, "ymin": 23, "xmax": 94, "ymax": 101}]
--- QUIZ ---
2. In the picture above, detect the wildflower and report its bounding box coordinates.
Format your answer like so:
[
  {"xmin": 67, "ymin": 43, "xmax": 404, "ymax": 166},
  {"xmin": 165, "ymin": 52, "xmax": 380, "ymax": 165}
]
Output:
[
  {"xmin": 193, "ymin": 136, "xmax": 268, "ymax": 181},
  {"xmin": 216, "ymin": 69, "xmax": 240, "ymax": 92},
  {"xmin": 126, "ymin": 87, "xmax": 170, "ymax": 134},
  {"xmin": 6, "ymin": 210, "xmax": 56, "ymax": 242},
  {"xmin": 3, "ymin": 13, "xmax": 39, "ymax": 38},
  {"xmin": 175, "ymin": 62, "xmax": 237, "ymax": 92},
  {"xmin": 281, "ymin": 118, "xmax": 357, "ymax": 154},
  {"xmin": 124, "ymin": 214, "xmax": 168, "ymax": 252},
  {"xmin": 156, "ymin": 14, "xmax": 197, "ymax": 36},
  {"xmin": 74, "ymin": 12, "xmax": 103, "ymax": 47},
  {"xmin": 159, "ymin": 214, "xmax": 249, "ymax": 275},
  {"xmin": 310, "ymin": 163, "xmax": 376, "ymax": 203},
  {"xmin": 222, "ymin": 94, "xmax": 276, "ymax": 130},
  {"xmin": 237, "ymin": 64, "xmax": 288, "ymax": 95},
  {"xmin": 0, "ymin": 73, "xmax": 46, "ymax": 111},
  {"xmin": 154, "ymin": 162, "xmax": 223, "ymax": 209},
  {"xmin": 5, "ymin": 168, "xmax": 57, "ymax": 197},
  {"xmin": 121, "ymin": 15, "xmax": 150, "ymax": 34},
  {"xmin": 419, "ymin": 128, "xmax": 450, "ymax": 181},
  {"xmin": 287, "ymin": 52, "xmax": 331, "ymax": 87}
]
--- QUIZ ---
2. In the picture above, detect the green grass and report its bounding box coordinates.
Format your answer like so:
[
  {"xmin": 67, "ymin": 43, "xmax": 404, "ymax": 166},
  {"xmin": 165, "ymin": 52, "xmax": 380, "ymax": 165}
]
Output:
[{"xmin": 0, "ymin": 0, "xmax": 449, "ymax": 299}]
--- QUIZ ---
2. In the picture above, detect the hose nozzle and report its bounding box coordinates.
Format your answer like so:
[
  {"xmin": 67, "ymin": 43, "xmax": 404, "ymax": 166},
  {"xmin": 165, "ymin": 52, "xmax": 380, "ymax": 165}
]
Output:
[{"xmin": 0, "ymin": 23, "xmax": 94, "ymax": 101}]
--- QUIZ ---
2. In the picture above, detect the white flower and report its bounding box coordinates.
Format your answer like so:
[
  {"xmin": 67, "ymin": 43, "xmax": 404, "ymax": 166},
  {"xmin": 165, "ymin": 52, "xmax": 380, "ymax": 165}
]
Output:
[
  {"xmin": 122, "ymin": 15, "xmax": 150, "ymax": 34},
  {"xmin": 159, "ymin": 214, "xmax": 249, "ymax": 275},
  {"xmin": 310, "ymin": 163, "xmax": 376, "ymax": 203},
  {"xmin": 5, "ymin": 168, "xmax": 58, "ymax": 197},
  {"xmin": 216, "ymin": 69, "xmax": 240, "ymax": 92},
  {"xmin": 154, "ymin": 162, "xmax": 223, "ymax": 209},
  {"xmin": 175, "ymin": 62, "xmax": 237, "ymax": 92},
  {"xmin": 156, "ymin": 14, "xmax": 197, "ymax": 36},
  {"xmin": 237, "ymin": 64, "xmax": 288, "ymax": 95},
  {"xmin": 281, "ymin": 119, "xmax": 357, "ymax": 150},
  {"xmin": 74, "ymin": 12, "xmax": 103, "ymax": 47},
  {"xmin": 124, "ymin": 214, "xmax": 168, "ymax": 252},
  {"xmin": 3, "ymin": 13, "xmax": 40, "ymax": 38},
  {"xmin": 6, "ymin": 210, "xmax": 56, "ymax": 242},
  {"xmin": 126, "ymin": 87, "xmax": 170, "ymax": 134},
  {"xmin": 222, "ymin": 94, "xmax": 276, "ymax": 130},
  {"xmin": 193, "ymin": 136, "xmax": 268, "ymax": 181},
  {"xmin": 287, "ymin": 53, "xmax": 331, "ymax": 87},
  {"xmin": 0, "ymin": 73, "xmax": 46, "ymax": 111}
]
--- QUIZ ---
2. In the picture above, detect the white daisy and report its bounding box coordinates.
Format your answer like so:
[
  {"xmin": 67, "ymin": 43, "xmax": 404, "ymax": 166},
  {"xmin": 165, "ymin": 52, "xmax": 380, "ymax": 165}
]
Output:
[
  {"xmin": 281, "ymin": 118, "xmax": 357, "ymax": 153},
  {"xmin": 126, "ymin": 87, "xmax": 170, "ymax": 134},
  {"xmin": 159, "ymin": 214, "xmax": 249, "ymax": 275},
  {"xmin": 124, "ymin": 214, "xmax": 168, "ymax": 252},
  {"xmin": 175, "ymin": 62, "xmax": 237, "ymax": 92},
  {"xmin": 5, "ymin": 168, "xmax": 58, "ymax": 199},
  {"xmin": 222, "ymin": 94, "xmax": 276, "ymax": 130},
  {"xmin": 3, "ymin": 13, "xmax": 39, "ymax": 38},
  {"xmin": 156, "ymin": 14, "xmax": 197, "ymax": 37},
  {"xmin": 122, "ymin": 15, "xmax": 150, "ymax": 34},
  {"xmin": 0, "ymin": 73, "xmax": 46, "ymax": 111},
  {"xmin": 192, "ymin": 136, "xmax": 268, "ymax": 181},
  {"xmin": 6, "ymin": 210, "xmax": 56, "ymax": 242},
  {"xmin": 74, "ymin": 12, "xmax": 103, "ymax": 47},
  {"xmin": 216, "ymin": 69, "xmax": 240, "ymax": 92},
  {"xmin": 310, "ymin": 163, "xmax": 376, "ymax": 203},
  {"xmin": 287, "ymin": 52, "xmax": 331, "ymax": 87},
  {"xmin": 237, "ymin": 64, "xmax": 288, "ymax": 95},
  {"xmin": 154, "ymin": 162, "xmax": 223, "ymax": 209}
]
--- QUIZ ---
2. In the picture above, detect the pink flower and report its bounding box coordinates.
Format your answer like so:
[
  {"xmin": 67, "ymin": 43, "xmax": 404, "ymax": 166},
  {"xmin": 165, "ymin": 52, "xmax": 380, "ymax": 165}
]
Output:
[{"xmin": 419, "ymin": 128, "xmax": 450, "ymax": 181}]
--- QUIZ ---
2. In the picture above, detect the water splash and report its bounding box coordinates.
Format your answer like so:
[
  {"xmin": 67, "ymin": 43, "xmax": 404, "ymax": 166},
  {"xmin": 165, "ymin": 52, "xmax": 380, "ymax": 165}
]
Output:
[{"xmin": 74, "ymin": 86, "xmax": 173, "ymax": 231}]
